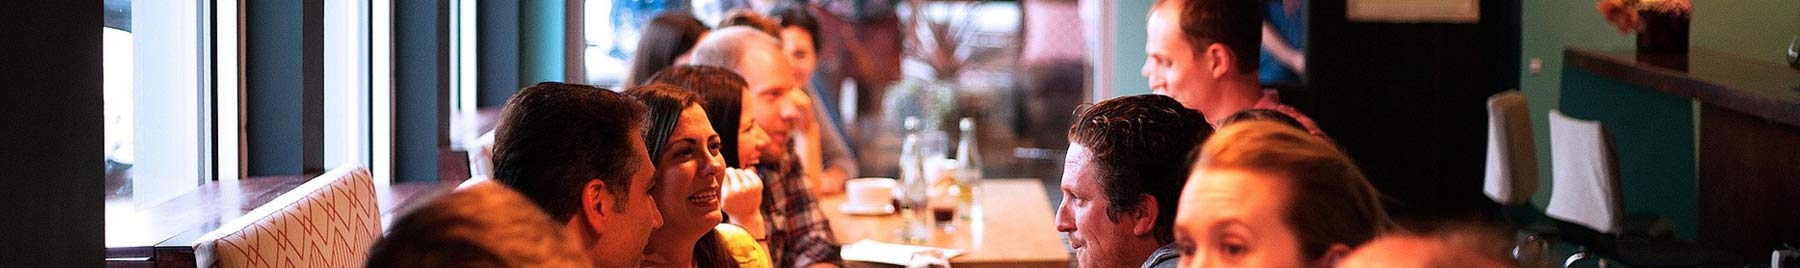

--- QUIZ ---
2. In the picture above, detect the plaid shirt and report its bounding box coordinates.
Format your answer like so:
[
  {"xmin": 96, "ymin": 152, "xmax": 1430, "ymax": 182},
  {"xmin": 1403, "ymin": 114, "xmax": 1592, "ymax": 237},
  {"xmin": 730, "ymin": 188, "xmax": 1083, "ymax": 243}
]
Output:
[{"xmin": 757, "ymin": 153, "xmax": 844, "ymax": 268}]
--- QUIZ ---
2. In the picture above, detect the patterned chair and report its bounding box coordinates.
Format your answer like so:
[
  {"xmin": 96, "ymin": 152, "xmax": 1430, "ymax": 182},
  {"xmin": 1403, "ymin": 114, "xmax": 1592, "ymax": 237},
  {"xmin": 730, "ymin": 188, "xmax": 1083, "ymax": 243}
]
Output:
[{"xmin": 193, "ymin": 165, "xmax": 381, "ymax": 268}]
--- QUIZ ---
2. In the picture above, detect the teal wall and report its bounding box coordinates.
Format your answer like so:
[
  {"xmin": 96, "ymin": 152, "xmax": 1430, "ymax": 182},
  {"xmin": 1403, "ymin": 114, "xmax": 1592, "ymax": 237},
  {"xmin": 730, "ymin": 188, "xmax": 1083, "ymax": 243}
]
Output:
[
  {"xmin": 1559, "ymin": 69, "xmax": 1698, "ymax": 238},
  {"xmin": 1112, "ymin": 0, "xmax": 1153, "ymax": 97},
  {"xmin": 520, "ymin": 0, "xmax": 567, "ymax": 84},
  {"xmin": 1522, "ymin": 0, "xmax": 1799, "ymax": 239}
]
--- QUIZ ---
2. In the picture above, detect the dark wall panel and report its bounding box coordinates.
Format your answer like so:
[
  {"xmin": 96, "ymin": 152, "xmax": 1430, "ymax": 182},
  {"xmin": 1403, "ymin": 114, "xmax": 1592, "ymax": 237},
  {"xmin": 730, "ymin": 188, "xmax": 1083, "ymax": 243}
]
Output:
[
  {"xmin": 1295, "ymin": 0, "xmax": 1520, "ymax": 221},
  {"xmin": 396, "ymin": 0, "xmax": 448, "ymax": 182},
  {"xmin": 0, "ymin": 1, "xmax": 104, "ymax": 265},
  {"xmin": 479, "ymin": 0, "xmax": 522, "ymax": 106},
  {"xmin": 245, "ymin": 0, "xmax": 305, "ymax": 176}
]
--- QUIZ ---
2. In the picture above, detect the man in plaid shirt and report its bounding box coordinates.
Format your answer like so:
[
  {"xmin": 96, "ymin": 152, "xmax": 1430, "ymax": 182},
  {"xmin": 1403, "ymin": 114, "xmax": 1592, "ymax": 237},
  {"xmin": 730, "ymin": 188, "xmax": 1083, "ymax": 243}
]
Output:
[
  {"xmin": 691, "ymin": 26, "xmax": 845, "ymax": 268},
  {"xmin": 758, "ymin": 153, "xmax": 844, "ymax": 268}
]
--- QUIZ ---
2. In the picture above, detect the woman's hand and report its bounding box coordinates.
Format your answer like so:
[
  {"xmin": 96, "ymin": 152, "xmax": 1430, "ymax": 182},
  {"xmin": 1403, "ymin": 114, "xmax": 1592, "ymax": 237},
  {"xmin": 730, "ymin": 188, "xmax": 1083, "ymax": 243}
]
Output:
[
  {"xmin": 721, "ymin": 167, "xmax": 769, "ymax": 244},
  {"xmin": 721, "ymin": 167, "xmax": 765, "ymax": 219}
]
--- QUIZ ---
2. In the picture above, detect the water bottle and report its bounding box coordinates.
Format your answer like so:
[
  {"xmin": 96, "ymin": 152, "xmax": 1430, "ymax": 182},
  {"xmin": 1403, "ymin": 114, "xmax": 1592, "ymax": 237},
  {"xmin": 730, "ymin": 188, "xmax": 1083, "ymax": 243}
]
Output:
[
  {"xmin": 899, "ymin": 117, "xmax": 931, "ymax": 243},
  {"xmin": 953, "ymin": 118, "xmax": 983, "ymax": 220}
]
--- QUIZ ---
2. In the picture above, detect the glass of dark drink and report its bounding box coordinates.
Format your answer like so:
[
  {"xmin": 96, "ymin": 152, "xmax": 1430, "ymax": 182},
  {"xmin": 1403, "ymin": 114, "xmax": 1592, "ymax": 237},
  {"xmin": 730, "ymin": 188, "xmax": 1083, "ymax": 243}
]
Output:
[
  {"xmin": 931, "ymin": 206, "xmax": 956, "ymax": 223},
  {"xmin": 929, "ymin": 193, "xmax": 957, "ymax": 228}
]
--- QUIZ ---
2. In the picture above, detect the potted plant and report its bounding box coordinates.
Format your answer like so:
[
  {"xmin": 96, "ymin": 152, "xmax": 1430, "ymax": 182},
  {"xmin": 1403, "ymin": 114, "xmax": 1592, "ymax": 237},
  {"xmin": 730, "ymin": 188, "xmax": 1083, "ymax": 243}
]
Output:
[{"xmin": 1597, "ymin": 0, "xmax": 1693, "ymax": 53}]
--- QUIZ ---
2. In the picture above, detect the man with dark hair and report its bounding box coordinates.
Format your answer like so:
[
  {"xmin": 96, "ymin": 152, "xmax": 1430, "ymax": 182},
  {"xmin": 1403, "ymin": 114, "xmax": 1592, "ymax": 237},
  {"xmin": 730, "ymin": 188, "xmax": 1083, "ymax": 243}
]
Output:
[
  {"xmin": 1144, "ymin": 0, "xmax": 1323, "ymax": 136},
  {"xmin": 491, "ymin": 82, "xmax": 663, "ymax": 268},
  {"xmin": 1055, "ymin": 94, "xmax": 1215, "ymax": 268}
]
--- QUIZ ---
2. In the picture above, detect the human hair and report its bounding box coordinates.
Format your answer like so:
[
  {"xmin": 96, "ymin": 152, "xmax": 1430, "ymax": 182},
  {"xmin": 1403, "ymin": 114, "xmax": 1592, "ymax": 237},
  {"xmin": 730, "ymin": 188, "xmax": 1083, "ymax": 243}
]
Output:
[
  {"xmin": 689, "ymin": 27, "xmax": 783, "ymax": 74},
  {"xmin": 1194, "ymin": 121, "xmax": 1395, "ymax": 262},
  {"xmin": 768, "ymin": 2, "xmax": 821, "ymax": 50},
  {"xmin": 646, "ymin": 65, "xmax": 752, "ymax": 168},
  {"xmin": 718, "ymin": 9, "xmax": 782, "ymax": 37},
  {"xmin": 623, "ymin": 83, "xmax": 702, "ymax": 166},
  {"xmin": 1220, "ymin": 108, "xmax": 1304, "ymax": 130},
  {"xmin": 621, "ymin": 84, "xmax": 742, "ymax": 268},
  {"xmin": 492, "ymin": 82, "xmax": 647, "ymax": 219},
  {"xmin": 1153, "ymin": 0, "xmax": 1263, "ymax": 72},
  {"xmin": 366, "ymin": 182, "xmax": 592, "ymax": 268},
  {"xmin": 1067, "ymin": 94, "xmax": 1215, "ymax": 244},
  {"xmin": 625, "ymin": 11, "xmax": 710, "ymax": 88}
]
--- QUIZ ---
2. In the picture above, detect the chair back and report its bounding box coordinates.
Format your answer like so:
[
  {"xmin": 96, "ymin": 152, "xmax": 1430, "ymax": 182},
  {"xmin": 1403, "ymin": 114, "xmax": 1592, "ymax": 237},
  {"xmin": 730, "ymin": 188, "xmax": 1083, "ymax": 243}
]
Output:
[
  {"xmin": 467, "ymin": 130, "xmax": 496, "ymax": 178},
  {"xmin": 1483, "ymin": 90, "xmax": 1538, "ymax": 205},
  {"xmin": 1545, "ymin": 110, "xmax": 1624, "ymax": 234},
  {"xmin": 194, "ymin": 165, "xmax": 381, "ymax": 268}
]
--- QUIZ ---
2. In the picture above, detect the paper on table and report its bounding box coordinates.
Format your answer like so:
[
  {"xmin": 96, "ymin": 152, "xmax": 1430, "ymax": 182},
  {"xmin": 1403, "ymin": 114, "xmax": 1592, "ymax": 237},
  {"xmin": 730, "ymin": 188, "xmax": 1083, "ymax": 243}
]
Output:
[{"xmin": 841, "ymin": 239, "xmax": 966, "ymax": 265}]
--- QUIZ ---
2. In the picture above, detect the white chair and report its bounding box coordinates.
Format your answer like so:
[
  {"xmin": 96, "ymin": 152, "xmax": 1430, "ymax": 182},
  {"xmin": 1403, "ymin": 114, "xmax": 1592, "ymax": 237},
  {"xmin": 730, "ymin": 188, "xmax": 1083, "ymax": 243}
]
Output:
[
  {"xmin": 1545, "ymin": 109, "xmax": 1624, "ymax": 235},
  {"xmin": 1483, "ymin": 90, "xmax": 1538, "ymax": 206},
  {"xmin": 466, "ymin": 130, "xmax": 496, "ymax": 178},
  {"xmin": 194, "ymin": 165, "xmax": 381, "ymax": 268}
]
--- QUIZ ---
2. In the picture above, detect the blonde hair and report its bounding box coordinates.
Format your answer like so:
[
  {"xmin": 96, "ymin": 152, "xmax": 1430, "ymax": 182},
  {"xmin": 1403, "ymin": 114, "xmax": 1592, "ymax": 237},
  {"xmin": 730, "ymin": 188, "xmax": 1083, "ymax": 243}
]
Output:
[{"xmin": 1193, "ymin": 121, "xmax": 1395, "ymax": 261}]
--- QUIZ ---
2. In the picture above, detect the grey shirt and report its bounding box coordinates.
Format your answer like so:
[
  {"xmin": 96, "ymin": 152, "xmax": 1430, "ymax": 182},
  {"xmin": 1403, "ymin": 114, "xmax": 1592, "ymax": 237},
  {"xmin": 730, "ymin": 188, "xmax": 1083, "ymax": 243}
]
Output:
[{"xmin": 1142, "ymin": 243, "xmax": 1181, "ymax": 268}]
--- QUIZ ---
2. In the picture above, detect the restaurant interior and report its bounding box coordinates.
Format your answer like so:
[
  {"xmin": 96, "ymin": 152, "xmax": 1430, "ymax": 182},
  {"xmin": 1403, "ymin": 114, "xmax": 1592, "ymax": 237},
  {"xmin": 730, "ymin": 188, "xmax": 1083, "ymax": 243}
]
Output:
[{"xmin": 2, "ymin": 0, "xmax": 1798, "ymax": 267}]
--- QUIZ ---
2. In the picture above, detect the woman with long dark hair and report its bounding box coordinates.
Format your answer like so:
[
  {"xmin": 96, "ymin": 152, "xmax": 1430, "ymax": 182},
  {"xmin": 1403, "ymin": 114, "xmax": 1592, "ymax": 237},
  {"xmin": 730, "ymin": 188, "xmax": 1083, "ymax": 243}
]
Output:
[
  {"xmin": 624, "ymin": 11, "xmax": 709, "ymax": 88},
  {"xmin": 647, "ymin": 66, "xmax": 844, "ymax": 268},
  {"xmin": 625, "ymin": 84, "xmax": 772, "ymax": 268}
]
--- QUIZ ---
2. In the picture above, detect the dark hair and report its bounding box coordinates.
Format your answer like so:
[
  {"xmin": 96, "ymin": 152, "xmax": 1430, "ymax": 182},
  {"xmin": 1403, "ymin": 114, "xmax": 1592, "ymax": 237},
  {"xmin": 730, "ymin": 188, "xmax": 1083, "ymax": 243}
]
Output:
[
  {"xmin": 646, "ymin": 65, "xmax": 752, "ymax": 168},
  {"xmin": 621, "ymin": 84, "xmax": 741, "ymax": 268},
  {"xmin": 1067, "ymin": 94, "xmax": 1215, "ymax": 244},
  {"xmin": 1154, "ymin": 0, "xmax": 1262, "ymax": 72},
  {"xmin": 625, "ymin": 11, "xmax": 709, "ymax": 88},
  {"xmin": 493, "ymin": 82, "xmax": 647, "ymax": 220},
  {"xmin": 1196, "ymin": 121, "xmax": 1394, "ymax": 262},
  {"xmin": 366, "ymin": 182, "xmax": 591, "ymax": 268},
  {"xmin": 768, "ymin": 2, "xmax": 821, "ymax": 51},
  {"xmin": 1220, "ymin": 108, "xmax": 1304, "ymax": 130},
  {"xmin": 719, "ymin": 10, "xmax": 782, "ymax": 37},
  {"xmin": 623, "ymin": 83, "xmax": 702, "ymax": 166}
]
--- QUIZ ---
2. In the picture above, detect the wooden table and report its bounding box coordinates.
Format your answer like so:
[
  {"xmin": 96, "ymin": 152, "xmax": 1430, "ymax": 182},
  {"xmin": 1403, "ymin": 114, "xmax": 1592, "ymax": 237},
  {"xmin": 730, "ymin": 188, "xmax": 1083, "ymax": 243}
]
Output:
[
  {"xmin": 104, "ymin": 176, "xmax": 458, "ymax": 268},
  {"xmin": 820, "ymin": 179, "xmax": 1071, "ymax": 268}
]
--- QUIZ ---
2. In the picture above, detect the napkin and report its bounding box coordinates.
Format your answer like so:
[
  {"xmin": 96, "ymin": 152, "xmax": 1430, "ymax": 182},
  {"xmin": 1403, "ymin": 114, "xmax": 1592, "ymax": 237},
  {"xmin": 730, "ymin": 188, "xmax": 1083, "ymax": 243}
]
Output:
[{"xmin": 840, "ymin": 239, "xmax": 965, "ymax": 265}]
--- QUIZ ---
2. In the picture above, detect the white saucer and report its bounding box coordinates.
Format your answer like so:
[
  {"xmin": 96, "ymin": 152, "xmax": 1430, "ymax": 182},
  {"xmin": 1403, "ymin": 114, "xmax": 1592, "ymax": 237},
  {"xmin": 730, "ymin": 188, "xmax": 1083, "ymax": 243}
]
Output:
[{"xmin": 839, "ymin": 203, "xmax": 895, "ymax": 216}]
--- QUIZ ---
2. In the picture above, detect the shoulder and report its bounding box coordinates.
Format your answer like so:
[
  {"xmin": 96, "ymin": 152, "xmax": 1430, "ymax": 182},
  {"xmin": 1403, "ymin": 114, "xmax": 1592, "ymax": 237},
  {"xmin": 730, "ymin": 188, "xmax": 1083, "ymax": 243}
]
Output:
[
  {"xmin": 715, "ymin": 224, "xmax": 774, "ymax": 268},
  {"xmin": 1252, "ymin": 95, "xmax": 1328, "ymax": 139},
  {"xmin": 1144, "ymin": 243, "xmax": 1182, "ymax": 268}
]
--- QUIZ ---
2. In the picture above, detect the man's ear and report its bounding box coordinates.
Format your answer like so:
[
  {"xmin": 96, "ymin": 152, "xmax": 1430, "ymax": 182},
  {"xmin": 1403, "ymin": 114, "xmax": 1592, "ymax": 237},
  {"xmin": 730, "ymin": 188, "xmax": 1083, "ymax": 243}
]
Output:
[
  {"xmin": 1315, "ymin": 243, "xmax": 1353, "ymax": 268},
  {"xmin": 581, "ymin": 179, "xmax": 611, "ymax": 235},
  {"xmin": 1205, "ymin": 43, "xmax": 1235, "ymax": 79},
  {"xmin": 1131, "ymin": 194, "xmax": 1160, "ymax": 237}
]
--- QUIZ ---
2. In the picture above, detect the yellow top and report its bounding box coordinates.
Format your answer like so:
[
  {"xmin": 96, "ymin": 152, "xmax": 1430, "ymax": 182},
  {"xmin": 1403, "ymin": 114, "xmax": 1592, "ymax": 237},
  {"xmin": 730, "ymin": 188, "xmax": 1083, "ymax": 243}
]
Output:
[{"xmin": 715, "ymin": 223, "xmax": 772, "ymax": 268}]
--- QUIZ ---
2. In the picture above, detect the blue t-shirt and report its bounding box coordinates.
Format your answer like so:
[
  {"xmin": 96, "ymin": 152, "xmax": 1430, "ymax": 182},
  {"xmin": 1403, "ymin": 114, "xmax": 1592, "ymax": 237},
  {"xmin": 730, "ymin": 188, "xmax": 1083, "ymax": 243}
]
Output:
[{"xmin": 1259, "ymin": 0, "xmax": 1305, "ymax": 84}]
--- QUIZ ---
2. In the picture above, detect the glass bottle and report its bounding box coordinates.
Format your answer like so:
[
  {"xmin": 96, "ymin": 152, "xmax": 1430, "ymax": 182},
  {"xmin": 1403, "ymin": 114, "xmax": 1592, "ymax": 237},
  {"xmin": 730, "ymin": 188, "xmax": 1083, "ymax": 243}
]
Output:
[
  {"xmin": 953, "ymin": 118, "xmax": 983, "ymax": 219},
  {"xmin": 898, "ymin": 117, "xmax": 931, "ymax": 243}
]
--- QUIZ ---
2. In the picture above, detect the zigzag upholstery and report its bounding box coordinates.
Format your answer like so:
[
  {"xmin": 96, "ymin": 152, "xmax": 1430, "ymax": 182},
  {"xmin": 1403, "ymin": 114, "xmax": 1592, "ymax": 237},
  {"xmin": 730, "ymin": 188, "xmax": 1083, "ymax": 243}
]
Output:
[{"xmin": 193, "ymin": 165, "xmax": 381, "ymax": 268}]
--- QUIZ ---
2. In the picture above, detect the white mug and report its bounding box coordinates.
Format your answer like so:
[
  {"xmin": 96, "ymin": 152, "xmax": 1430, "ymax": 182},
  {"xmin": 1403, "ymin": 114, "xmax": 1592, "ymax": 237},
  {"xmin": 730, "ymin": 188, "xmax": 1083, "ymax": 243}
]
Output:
[{"xmin": 845, "ymin": 177, "xmax": 897, "ymax": 208}]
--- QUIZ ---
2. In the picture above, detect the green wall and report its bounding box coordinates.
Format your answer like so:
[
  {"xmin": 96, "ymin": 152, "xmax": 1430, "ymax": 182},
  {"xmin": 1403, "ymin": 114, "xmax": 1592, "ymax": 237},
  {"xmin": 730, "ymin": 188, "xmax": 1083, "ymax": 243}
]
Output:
[
  {"xmin": 1522, "ymin": 0, "xmax": 1799, "ymax": 239},
  {"xmin": 1112, "ymin": 0, "xmax": 1153, "ymax": 97},
  {"xmin": 520, "ymin": 0, "xmax": 567, "ymax": 84},
  {"xmin": 1691, "ymin": 1, "xmax": 1800, "ymax": 66}
]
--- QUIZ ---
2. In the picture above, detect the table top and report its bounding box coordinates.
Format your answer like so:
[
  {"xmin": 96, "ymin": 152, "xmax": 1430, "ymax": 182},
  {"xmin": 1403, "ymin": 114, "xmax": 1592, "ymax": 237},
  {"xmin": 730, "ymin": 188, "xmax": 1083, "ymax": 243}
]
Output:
[
  {"xmin": 1563, "ymin": 47, "xmax": 1800, "ymax": 127},
  {"xmin": 820, "ymin": 179, "xmax": 1071, "ymax": 268},
  {"xmin": 105, "ymin": 175, "xmax": 456, "ymax": 259}
]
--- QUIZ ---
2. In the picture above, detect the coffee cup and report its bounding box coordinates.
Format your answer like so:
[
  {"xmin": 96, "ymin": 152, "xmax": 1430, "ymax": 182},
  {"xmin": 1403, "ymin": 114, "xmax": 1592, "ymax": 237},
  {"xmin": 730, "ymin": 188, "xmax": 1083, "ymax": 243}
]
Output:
[{"xmin": 845, "ymin": 177, "xmax": 897, "ymax": 210}]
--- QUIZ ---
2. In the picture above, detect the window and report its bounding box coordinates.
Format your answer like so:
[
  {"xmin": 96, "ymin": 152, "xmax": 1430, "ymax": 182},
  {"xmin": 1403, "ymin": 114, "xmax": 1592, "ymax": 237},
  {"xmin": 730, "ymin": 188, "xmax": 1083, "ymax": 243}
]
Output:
[
  {"xmin": 103, "ymin": 0, "xmax": 213, "ymax": 246},
  {"xmin": 583, "ymin": 0, "xmax": 743, "ymax": 87}
]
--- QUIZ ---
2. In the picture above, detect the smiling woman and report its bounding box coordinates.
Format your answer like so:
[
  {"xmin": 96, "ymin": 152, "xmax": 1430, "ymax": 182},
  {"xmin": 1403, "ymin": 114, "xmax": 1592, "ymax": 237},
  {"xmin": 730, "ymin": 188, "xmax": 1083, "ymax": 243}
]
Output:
[{"xmin": 627, "ymin": 84, "xmax": 773, "ymax": 268}]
